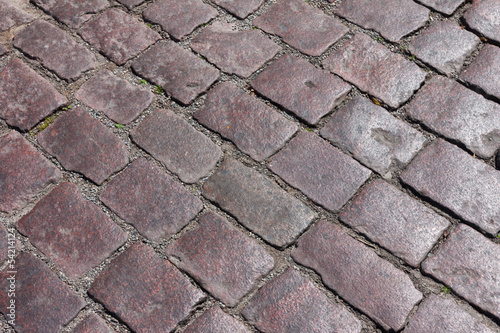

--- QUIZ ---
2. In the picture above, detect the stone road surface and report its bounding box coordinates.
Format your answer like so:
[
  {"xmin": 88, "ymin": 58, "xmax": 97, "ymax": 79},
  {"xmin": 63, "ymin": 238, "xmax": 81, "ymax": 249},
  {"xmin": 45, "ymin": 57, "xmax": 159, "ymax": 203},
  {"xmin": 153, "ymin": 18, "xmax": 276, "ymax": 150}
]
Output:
[{"xmin": 0, "ymin": 0, "xmax": 499, "ymax": 332}]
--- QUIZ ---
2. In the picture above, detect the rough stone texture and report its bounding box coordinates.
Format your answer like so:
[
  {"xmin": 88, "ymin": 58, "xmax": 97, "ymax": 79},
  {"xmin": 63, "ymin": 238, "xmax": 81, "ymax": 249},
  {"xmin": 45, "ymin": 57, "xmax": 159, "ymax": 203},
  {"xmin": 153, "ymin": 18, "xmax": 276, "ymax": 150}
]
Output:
[
  {"xmin": 79, "ymin": 8, "xmax": 160, "ymax": 65},
  {"xmin": 269, "ymin": 132, "xmax": 371, "ymax": 212},
  {"xmin": 0, "ymin": 58, "xmax": 67, "ymax": 130},
  {"xmin": 203, "ymin": 158, "xmax": 314, "ymax": 248},
  {"xmin": 335, "ymin": 0, "xmax": 429, "ymax": 42},
  {"xmin": 254, "ymin": 0, "xmax": 348, "ymax": 56},
  {"xmin": 212, "ymin": 0, "xmax": 263, "ymax": 19},
  {"xmin": 116, "ymin": 0, "xmax": 144, "ymax": 9},
  {"xmin": 340, "ymin": 179, "xmax": 449, "ymax": 267},
  {"xmin": 323, "ymin": 33, "xmax": 427, "ymax": 108},
  {"xmin": 0, "ymin": 252, "xmax": 85, "ymax": 333},
  {"xmin": 464, "ymin": 0, "xmax": 500, "ymax": 44},
  {"xmin": 0, "ymin": 0, "xmax": 33, "ymax": 32},
  {"xmin": 14, "ymin": 20, "xmax": 96, "ymax": 81},
  {"xmin": 143, "ymin": 0, "xmax": 218, "ymax": 40},
  {"xmin": 132, "ymin": 41, "xmax": 219, "ymax": 105},
  {"xmin": 185, "ymin": 306, "xmax": 250, "ymax": 333},
  {"xmin": 75, "ymin": 69, "xmax": 153, "ymax": 124},
  {"xmin": 408, "ymin": 21, "xmax": 480, "ymax": 75},
  {"xmin": 0, "ymin": 44, "xmax": 7, "ymax": 56},
  {"xmin": 167, "ymin": 212, "xmax": 274, "ymax": 307},
  {"xmin": 37, "ymin": 107, "xmax": 129, "ymax": 185},
  {"xmin": 460, "ymin": 44, "xmax": 500, "ymax": 101},
  {"xmin": 242, "ymin": 268, "xmax": 362, "ymax": 333},
  {"xmin": 0, "ymin": 130, "xmax": 61, "ymax": 213},
  {"xmin": 406, "ymin": 76, "xmax": 500, "ymax": 159},
  {"xmin": 100, "ymin": 157, "xmax": 203, "ymax": 241},
  {"xmin": 17, "ymin": 182, "xmax": 127, "ymax": 278},
  {"xmin": 321, "ymin": 96, "xmax": 426, "ymax": 177},
  {"xmin": 194, "ymin": 82, "xmax": 297, "ymax": 161},
  {"xmin": 292, "ymin": 220, "xmax": 423, "ymax": 331},
  {"xmin": 73, "ymin": 314, "xmax": 114, "ymax": 333},
  {"xmin": 401, "ymin": 139, "xmax": 500, "ymax": 235},
  {"xmin": 416, "ymin": 0, "xmax": 466, "ymax": 15},
  {"xmin": 251, "ymin": 54, "xmax": 351, "ymax": 124},
  {"xmin": 0, "ymin": 224, "xmax": 8, "ymax": 264},
  {"xmin": 32, "ymin": 0, "xmax": 108, "ymax": 28},
  {"xmin": 422, "ymin": 224, "xmax": 500, "ymax": 320},
  {"xmin": 89, "ymin": 243, "xmax": 205, "ymax": 332},
  {"xmin": 191, "ymin": 21, "xmax": 280, "ymax": 78},
  {"xmin": 404, "ymin": 294, "xmax": 497, "ymax": 333},
  {"xmin": 131, "ymin": 109, "xmax": 221, "ymax": 183}
]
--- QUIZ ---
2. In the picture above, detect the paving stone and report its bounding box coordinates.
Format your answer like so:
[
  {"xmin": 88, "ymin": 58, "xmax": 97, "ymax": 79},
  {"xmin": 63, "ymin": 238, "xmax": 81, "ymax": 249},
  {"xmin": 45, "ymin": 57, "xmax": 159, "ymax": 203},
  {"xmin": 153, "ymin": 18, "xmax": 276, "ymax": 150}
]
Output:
[
  {"xmin": 292, "ymin": 220, "xmax": 423, "ymax": 331},
  {"xmin": 243, "ymin": 268, "xmax": 362, "ymax": 333},
  {"xmin": 37, "ymin": 107, "xmax": 129, "ymax": 185},
  {"xmin": 89, "ymin": 242, "xmax": 205, "ymax": 332},
  {"xmin": 191, "ymin": 21, "xmax": 280, "ymax": 78},
  {"xmin": 416, "ymin": 0, "xmax": 466, "ymax": 15},
  {"xmin": 0, "ymin": 0, "xmax": 33, "ymax": 32},
  {"xmin": 212, "ymin": 0, "xmax": 263, "ymax": 19},
  {"xmin": 0, "ymin": 131, "xmax": 61, "ymax": 213},
  {"xmin": 14, "ymin": 20, "xmax": 96, "ymax": 81},
  {"xmin": 167, "ymin": 212, "xmax": 274, "ymax": 307},
  {"xmin": 131, "ymin": 109, "xmax": 221, "ymax": 183},
  {"xmin": 422, "ymin": 224, "xmax": 500, "ymax": 320},
  {"xmin": 17, "ymin": 182, "xmax": 127, "ymax": 278},
  {"xmin": 404, "ymin": 294, "xmax": 497, "ymax": 333},
  {"xmin": 0, "ymin": 44, "xmax": 7, "ymax": 56},
  {"xmin": 0, "ymin": 58, "xmax": 67, "ymax": 130},
  {"xmin": 269, "ymin": 132, "xmax": 371, "ymax": 212},
  {"xmin": 323, "ymin": 33, "xmax": 427, "ymax": 108},
  {"xmin": 0, "ymin": 252, "xmax": 85, "ymax": 333},
  {"xmin": 335, "ymin": 0, "xmax": 429, "ymax": 42},
  {"xmin": 464, "ymin": 0, "xmax": 500, "ymax": 44},
  {"xmin": 73, "ymin": 313, "xmax": 114, "ymax": 333},
  {"xmin": 75, "ymin": 69, "xmax": 153, "ymax": 124},
  {"xmin": 408, "ymin": 21, "xmax": 480, "ymax": 75},
  {"xmin": 32, "ymin": 0, "xmax": 108, "ymax": 28},
  {"xmin": 251, "ymin": 54, "xmax": 351, "ymax": 124},
  {"xmin": 185, "ymin": 306, "xmax": 250, "ymax": 333},
  {"xmin": 116, "ymin": 0, "xmax": 144, "ymax": 9},
  {"xmin": 460, "ymin": 44, "xmax": 500, "ymax": 101},
  {"xmin": 321, "ymin": 96, "xmax": 426, "ymax": 177},
  {"xmin": 132, "ymin": 41, "xmax": 219, "ymax": 105},
  {"xmin": 401, "ymin": 139, "xmax": 500, "ymax": 235},
  {"xmin": 143, "ymin": 0, "xmax": 218, "ymax": 40},
  {"xmin": 79, "ymin": 8, "xmax": 160, "ymax": 65},
  {"xmin": 203, "ymin": 158, "xmax": 314, "ymax": 248},
  {"xmin": 340, "ymin": 179, "xmax": 449, "ymax": 267},
  {"xmin": 254, "ymin": 0, "xmax": 348, "ymax": 56},
  {"xmin": 194, "ymin": 82, "xmax": 297, "ymax": 161},
  {"xmin": 100, "ymin": 157, "xmax": 203, "ymax": 241},
  {"xmin": 406, "ymin": 76, "xmax": 500, "ymax": 159}
]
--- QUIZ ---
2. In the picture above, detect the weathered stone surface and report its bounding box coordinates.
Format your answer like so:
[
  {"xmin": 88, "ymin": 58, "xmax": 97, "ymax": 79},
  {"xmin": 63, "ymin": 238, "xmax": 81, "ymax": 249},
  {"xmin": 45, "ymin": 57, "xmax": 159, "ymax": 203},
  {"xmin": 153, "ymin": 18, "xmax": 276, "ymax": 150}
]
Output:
[
  {"xmin": 243, "ymin": 268, "xmax": 362, "ymax": 333},
  {"xmin": 0, "ymin": 0, "xmax": 33, "ymax": 32},
  {"xmin": 409, "ymin": 21, "xmax": 480, "ymax": 75},
  {"xmin": 75, "ymin": 69, "xmax": 153, "ymax": 124},
  {"xmin": 423, "ymin": 224, "xmax": 500, "ymax": 320},
  {"xmin": 323, "ymin": 33, "xmax": 427, "ymax": 108},
  {"xmin": 17, "ymin": 182, "xmax": 127, "ymax": 278},
  {"xmin": 416, "ymin": 0, "xmax": 466, "ymax": 15},
  {"xmin": 252, "ymin": 54, "xmax": 351, "ymax": 124},
  {"xmin": 0, "ymin": 131, "xmax": 61, "ymax": 213},
  {"xmin": 335, "ymin": 0, "xmax": 429, "ymax": 42},
  {"xmin": 89, "ymin": 243, "xmax": 205, "ymax": 332},
  {"xmin": 406, "ymin": 76, "xmax": 500, "ymax": 159},
  {"xmin": 292, "ymin": 220, "xmax": 423, "ymax": 331},
  {"xmin": 0, "ymin": 44, "xmax": 7, "ymax": 56},
  {"xmin": 131, "ymin": 109, "xmax": 221, "ymax": 183},
  {"xmin": 212, "ymin": 0, "xmax": 263, "ymax": 19},
  {"xmin": 32, "ymin": 0, "xmax": 108, "ymax": 28},
  {"xmin": 100, "ymin": 157, "xmax": 203, "ymax": 241},
  {"xmin": 191, "ymin": 21, "xmax": 280, "ymax": 78},
  {"xmin": 0, "ymin": 252, "xmax": 85, "ymax": 332},
  {"xmin": 269, "ymin": 132, "xmax": 371, "ymax": 212},
  {"xmin": 340, "ymin": 179, "xmax": 449, "ymax": 267},
  {"xmin": 464, "ymin": 0, "xmax": 500, "ymax": 44},
  {"xmin": 132, "ymin": 41, "xmax": 219, "ymax": 105},
  {"xmin": 254, "ymin": 0, "xmax": 348, "ymax": 56},
  {"xmin": 321, "ymin": 96, "xmax": 426, "ymax": 176},
  {"xmin": 185, "ymin": 306, "xmax": 250, "ymax": 333},
  {"xmin": 194, "ymin": 82, "xmax": 297, "ymax": 161},
  {"xmin": 0, "ymin": 224, "xmax": 8, "ymax": 264},
  {"xmin": 203, "ymin": 158, "xmax": 314, "ymax": 248},
  {"xmin": 116, "ymin": 0, "xmax": 144, "ymax": 9},
  {"xmin": 72, "ymin": 313, "xmax": 114, "ymax": 333},
  {"xmin": 37, "ymin": 107, "xmax": 129, "ymax": 185},
  {"xmin": 460, "ymin": 44, "xmax": 500, "ymax": 101},
  {"xmin": 167, "ymin": 212, "xmax": 274, "ymax": 306},
  {"xmin": 143, "ymin": 0, "xmax": 218, "ymax": 40},
  {"xmin": 401, "ymin": 139, "xmax": 500, "ymax": 235},
  {"xmin": 79, "ymin": 8, "xmax": 160, "ymax": 65},
  {"xmin": 0, "ymin": 58, "xmax": 67, "ymax": 130}
]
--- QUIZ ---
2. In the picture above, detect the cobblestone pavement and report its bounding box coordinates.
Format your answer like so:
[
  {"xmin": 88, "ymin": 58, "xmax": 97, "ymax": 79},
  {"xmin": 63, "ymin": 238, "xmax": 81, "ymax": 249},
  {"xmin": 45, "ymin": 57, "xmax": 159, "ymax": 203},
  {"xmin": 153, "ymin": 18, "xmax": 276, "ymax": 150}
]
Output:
[{"xmin": 0, "ymin": 0, "xmax": 499, "ymax": 332}]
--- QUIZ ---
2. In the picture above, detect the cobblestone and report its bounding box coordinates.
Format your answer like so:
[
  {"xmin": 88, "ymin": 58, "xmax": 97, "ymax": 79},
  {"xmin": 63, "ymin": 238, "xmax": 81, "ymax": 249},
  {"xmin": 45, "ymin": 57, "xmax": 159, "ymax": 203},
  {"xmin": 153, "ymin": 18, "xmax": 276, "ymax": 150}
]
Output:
[
  {"xmin": 464, "ymin": 0, "xmax": 500, "ymax": 44},
  {"xmin": 72, "ymin": 313, "xmax": 114, "ymax": 333},
  {"xmin": 415, "ymin": 0, "xmax": 466, "ymax": 15},
  {"xmin": 460, "ymin": 44, "xmax": 500, "ymax": 101},
  {"xmin": 184, "ymin": 306, "xmax": 250, "ymax": 333},
  {"xmin": 0, "ymin": 0, "xmax": 33, "ymax": 32},
  {"xmin": 32, "ymin": 0, "xmax": 108, "ymax": 28},
  {"xmin": 212, "ymin": 0, "xmax": 263, "ymax": 19},
  {"xmin": 116, "ymin": 0, "xmax": 144, "ymax": 9}
]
